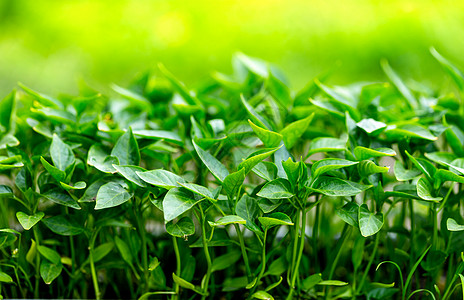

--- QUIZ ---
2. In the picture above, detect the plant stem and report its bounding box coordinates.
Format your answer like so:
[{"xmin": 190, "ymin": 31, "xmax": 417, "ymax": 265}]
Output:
[
  {"xmin": 249, "ymin": 229, "xmax": 268, "ymax": 298},
  {"xmin": 199, "ymin": 207, "xmax": 212, "ymax": 300},
  {"xmin": 172, "ymin": 236, "xmax": 181, "ymax": 300},
  {"xmin": 288, "ymin": 210, "xmax": 300, "ymax": 287},
  {"xmin": 33, "ymin": 226, "xmax": 41, "ymax": 299},
  {"xmin": 89, "ymin": 229, "xmax": 101, "ymax": 300},
  {"xmin": 432, "ymin": 203, "xmax": 438, "ymax": 251},
  {"xmin": 234, "ymin": 223, "xmax": 252, "ymax": 282},
  {"xmin": 357, "ymin": 232, "xmax": 380, "ymax": 294},
  {"xmin": 287, "ymin": 208, "xmax": 307, "ymax": 300},
  {"xmin": 136, "ymin": 201, "xmax": 149, "ymax": 294},
  {"xmin": 313, "ymin": 202, "xmax": 321, "ymax": 272}
]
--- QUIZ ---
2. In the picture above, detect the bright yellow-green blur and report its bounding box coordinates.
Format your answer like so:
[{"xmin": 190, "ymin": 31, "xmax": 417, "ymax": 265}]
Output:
[{"xmin": 0, "ymin": 0, "xmax": 463, "ymax": 95}]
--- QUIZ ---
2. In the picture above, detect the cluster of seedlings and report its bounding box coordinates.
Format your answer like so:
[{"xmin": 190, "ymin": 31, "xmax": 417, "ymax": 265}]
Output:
[{"xmin": 0, "ymin": 49, "xmax": 464, "ymax": 299}]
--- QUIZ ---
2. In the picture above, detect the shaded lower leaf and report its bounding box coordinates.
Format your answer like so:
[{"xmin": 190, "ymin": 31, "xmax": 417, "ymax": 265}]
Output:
[
  {"xmin": 40, "ymin": 260, "xmax": 62, "ymax": 284},
  {"xmin": 163, "ymin": 188, "xmax": 203, "ymax": 223},
  {"xmin": 358, "ymin": 204, "xmax": 383, "ymax": 237},
  {"xmin": 42, "ymin": 215, "xmax": 85, "ymax": 236},
  {"xmin": 166, "ymin": 217, "xmax": 195, "ymax": 238}
]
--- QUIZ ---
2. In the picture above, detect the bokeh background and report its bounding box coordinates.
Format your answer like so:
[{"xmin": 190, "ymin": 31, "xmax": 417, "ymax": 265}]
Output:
[{"xmin": 0, "ymin": 0, "xmax": 463, "ymax": 96}]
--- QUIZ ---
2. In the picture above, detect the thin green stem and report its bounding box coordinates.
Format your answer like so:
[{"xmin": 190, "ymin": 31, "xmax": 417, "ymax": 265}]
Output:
[
  {"xmin": 199, "ymin": 207, "xmax": 212, "ymax": 300},
  {"xmin": 234, "ymin": 224, "xmax": 252, "ymax": 282},
  {"xmin": 249, "ymin": 229, "xmax": 268, "ymax": 298},
  {"xmin": 136, "ymin": 201, "xmax": 149, "ymax": 294},
  {"xmin": 324, "ymin": 225, "xmax": 351, "ymax": 300},
  {"xmin": 287, "ymin": 208, "xmax": 307, "ymax": 300},
  {"xmin": 432, "ymin": 203, "xmax": 438, "ymax": 251},
  {"xmin": 172, "ymin": 236, "xmax": 181, "ymax": 300},
  {"xmin": 287, "ymin": 210, "xmax": 300, "ymax": 288},
  {"xmin": 313, "ymin": 202, "xmax": 321, "ymax": 273},
  {"xmin": 89, "ymin": 228, "xmax": 101, "ymax": 300},
  {"xmin": 357, "ymin": 233, "xmax": 380, "ymax": 294},
  {"xmin": 33, "ymin": 226, "xmax": 41, "ymax": 299}
]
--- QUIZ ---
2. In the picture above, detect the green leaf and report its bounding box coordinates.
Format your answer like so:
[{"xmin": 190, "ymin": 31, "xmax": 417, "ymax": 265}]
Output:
[
  {"xmin": 236, "ymin": 194, "xmax": 261, "ymax": 233},
  {"xmin": 315, "ymin": 80, "xmax": 359, "ymax": 120},
  {"xmin": 212, "ymin": 250, "xmax": 241, "ymax": 272},
  {"xmin": 405, "ymin": 151, "xmax": 436, "ymax": 183},
  {"xmin": 193, "ymin": 140, "xmax": 229, "ymax": 182},
  {"xmin": 92, "ymin": 242, "xmax": 114, "ymax": 263},
  {"xmin": 136, "ymin": 169, "xmax": 185, "ymax": 190},
  {"xmin": 133, "ymin": 129, "xmax": 183, "ymax": 144},
  {"xmin": 0, "ymin": 271, "xmax": 13, "ymax": 283},
  {"xmin": 111, "ymin": 84, "xmax": 150, "ymax": 107},
  {"xmin": 281, "ymin": 157, "xmax": 300, "ymax": 185},
  {"xmin": 280, "ymin": 113, "xmax": 314, "ymax": 149},
  {"xmin": 252, "ymin": 161, "xmax": 278, "ymax": 182},
  {"xmin": 248, "ymin": 119, "xmax": 282, "ymax": 148},
  {"xmin": 435, "ymin": 169, "xmax": 464, "ymax": 184},
  {"xmin": 302, "ymin": 273, "xmax": 322, "ymax": 291},
  {"xmin": 237, "ymin": 146, "xmax": 281, "ymax": 175},
  {"xmin": 177, "ymin": 182, "xmax": 216, "ymax": 202},
  {"xmin": 356, "ymin": 118, "xmax": 387, "ymax": 135},
  {"xmin": 38, "ymin": 245, "xmax": 61, "ymax": 264},
  {"xmin": 425, "ymin": 152, "xmax": 457, "ymax": 166},
  {"xmin": 240, "ymin": 94, "xmax": 271, "ymax": 129},
  {"xmin": 267, "ymin": 70, "xmax": 292, "ymax": 107},
  {"xmin": 265, "ymin": 256, "xmax": 287, "ymax": 276},
  {"xmin": 257, "ymin": 179, "xmax": 293, "ymax": 199},
  {"xmin": 445, "ymin": 126, "xmax": 464, "ymax": 157},
  {"xmin": 111, "ymin": 128, "xmax": 140, "ymax": 166},
  {"xmin": 113, "ymin": 165, "xmax": 147, "ymax": 187},
  {"xmin": 223, "ymin": 168, "xmax": 246, "ymax": 200},
  {"xmin": 163, "ymin": 188, "xmax": 203, "ymax": 223},
  {"xmin": 336, "ymin": 202, "xmax": 359, "ymax": 227},
  {"xmin": 40, "ymin": 260, "xmax": 62, "ymax": 284},
  {"xmin": 265, "ymin": 276, "xmax": 283, "ymax": 292},
  {"xmin": 41, "ymin": 215, "xmax": 84, "ymax": 236},
  {"xmin": 60, "ymin": 181, "xmax": 86, "ymax": 190},
  {"xmin": 317, "ymin": 280, "xmax": 348, "ymax": 286},
  {"xmin": 42, "ymin": 189, "xmax": 81, "ymax": 210},
  {"xmin": 385, "ymin": 124, "xmax": 437, "ymax": 141},
  {"xmin": 306, "ymin": 137, "xmax": 346, "ymax": 157},
  {"xmin": 172, "ymin": 273, "xmax": 203, "ymax": 294},
  {"xmin": 381, "ymin": 59, "xmax": 418, "ymax": 109},
  {"xmin": 16, "ymin": 211, "xmax": 44, "ymax": 230},
  {"xmin": 50, "ymin": 134, "xmax": 75, "ymax": 171},
  {"xmin": 159, "ymin": 63, "xmax": 202, "ymax": 107},
  {"xmin": 446, "ymin": 218, "xmax": 464, "ymax": 231},
  {"xmin": 95, "ymin": 182, "xmax": 133, "ymax": 209},
  {"xmin": 258, "ymin": 212, "xmax": 294, "ymax": 229},
  {"xmin": 208, "ymin": 215, "xmax": 246, "ymax": 227},
  {"xmin": 312, "ymin": 158, "xmax": 358, "ymax": 178},
  {"xmin": 417, "ymin": 178, "xmax": 442, "ymax": 202},
  {"xmin": 358, "ymin": 204, "xmax": 383, "ymax": 237},
  {"xmin": 393, "ymin": 161, "xmax": 421, "ymax": 181},
  {"xmin": 115, "ymin": 236, "xmax": 133, "ymax": 264},
  {"xmin": 0, "ymin": 90, "xmax": 15, "ymax": 134},
  {"xmin": 358, "ymin": 160, "xmax": 389, "ymax": 177},
  {"xmin": 430, "ymin": 47, "xmax": 464, "ymax": 91},
  {"xmin": 166, "ymin": 217, "xmax": 195, "ymax": 238},
  {"xmin": 87, "ymin": 145, "xmax": 118, "ymax": 173},
  {"xmin": 0, "ymin": 185, "xmax": 13, "ymax": 197},
  {"xmin": 311, "ymin": 176, "xmax": 372, "ymax": 197},
  {"xmin": 354, "ymin": 147, "xmax": 396, "ymax": 161},
  {"xmin": 19, "ymin": 83, "xmax": 63, "ymax": 108},
  {"xmin": 251, "ymin": 291, "xmax": 274, "ymax": 300}
]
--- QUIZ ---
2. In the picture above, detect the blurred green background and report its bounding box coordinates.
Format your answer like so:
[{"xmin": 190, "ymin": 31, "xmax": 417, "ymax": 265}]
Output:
[{"xmin": 1, "ymin": 0, "xmax": 463, "ymax": 96}]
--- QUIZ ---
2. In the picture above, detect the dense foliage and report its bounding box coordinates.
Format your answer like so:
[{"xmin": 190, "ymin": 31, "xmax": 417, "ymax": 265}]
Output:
[{"xmin": 0, "ymin": 49, "xmax": 464, "ymax": 299}]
